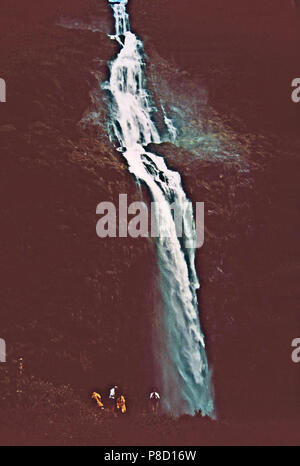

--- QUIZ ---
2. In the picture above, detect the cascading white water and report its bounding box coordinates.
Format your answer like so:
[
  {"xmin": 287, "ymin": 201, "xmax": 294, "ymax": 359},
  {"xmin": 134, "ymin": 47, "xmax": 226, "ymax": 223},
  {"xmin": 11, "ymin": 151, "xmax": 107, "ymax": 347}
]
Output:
[{"xmin": 105, "ymin": 1, "xmax": 214, "ymax": 417}]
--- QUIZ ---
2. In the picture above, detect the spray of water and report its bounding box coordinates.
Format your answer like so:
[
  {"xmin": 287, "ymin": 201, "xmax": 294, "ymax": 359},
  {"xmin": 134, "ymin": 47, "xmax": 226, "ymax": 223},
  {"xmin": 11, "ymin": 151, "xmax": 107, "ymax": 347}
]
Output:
[{"xmin": 105, "ymin": 1, "xmax": 214, "ymax": 417}]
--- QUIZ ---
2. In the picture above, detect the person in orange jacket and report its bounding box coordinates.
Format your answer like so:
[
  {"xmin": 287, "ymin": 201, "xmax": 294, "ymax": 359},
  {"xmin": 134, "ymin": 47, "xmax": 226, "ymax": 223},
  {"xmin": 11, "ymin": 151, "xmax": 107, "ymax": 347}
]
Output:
[
  {"xmin": 91, "ymin": 392, "xmax": 104, "ymax": 410},
  {"xmin": 116, "ymin": 394, "xmax": 127, "ymax": 414}
]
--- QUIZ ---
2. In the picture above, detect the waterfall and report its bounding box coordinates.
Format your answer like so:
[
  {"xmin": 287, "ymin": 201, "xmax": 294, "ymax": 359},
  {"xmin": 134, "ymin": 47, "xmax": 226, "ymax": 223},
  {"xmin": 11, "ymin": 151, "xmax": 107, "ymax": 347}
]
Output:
[{"xmin": 105, "ymin": 0, "xmax": 214, "ymax": 417}]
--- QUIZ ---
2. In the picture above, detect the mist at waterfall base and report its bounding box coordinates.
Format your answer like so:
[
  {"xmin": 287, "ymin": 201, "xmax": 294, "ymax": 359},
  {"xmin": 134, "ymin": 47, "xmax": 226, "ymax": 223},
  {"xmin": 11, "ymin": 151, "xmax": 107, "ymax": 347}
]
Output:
[{"xmin": 104, "ymin": 3, "xmax": 214, "ymax": 417}]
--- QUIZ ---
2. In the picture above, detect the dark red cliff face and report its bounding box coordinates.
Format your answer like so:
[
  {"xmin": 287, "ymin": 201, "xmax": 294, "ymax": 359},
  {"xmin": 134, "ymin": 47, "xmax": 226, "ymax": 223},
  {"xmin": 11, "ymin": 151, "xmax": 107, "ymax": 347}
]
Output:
[
  {"xmin": 130, "ymin": 0, "xmax": 299, "ymax": 45},
  {"xmin": 131, "ymin": 0, "xmax": 300, "ymax": 134}
]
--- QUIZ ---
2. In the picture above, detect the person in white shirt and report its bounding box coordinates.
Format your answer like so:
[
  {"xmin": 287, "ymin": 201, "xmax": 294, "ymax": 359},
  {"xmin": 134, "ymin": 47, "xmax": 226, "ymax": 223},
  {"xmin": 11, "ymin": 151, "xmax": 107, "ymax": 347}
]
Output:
[
  {"xmin": 109, "ymin": 385, "xmax": 119, "ymax": 412},
  {"xmin": 149, "ymin": 389, "xmax": 160, "ymax": 414}
]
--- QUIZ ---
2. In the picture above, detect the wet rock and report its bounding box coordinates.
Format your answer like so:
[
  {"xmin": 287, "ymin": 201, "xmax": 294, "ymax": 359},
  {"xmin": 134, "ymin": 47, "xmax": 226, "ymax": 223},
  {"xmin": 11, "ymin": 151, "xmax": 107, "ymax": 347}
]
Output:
[{"xmin": 0, "ymin": 124, "xmax": 16, "ymax": 132}]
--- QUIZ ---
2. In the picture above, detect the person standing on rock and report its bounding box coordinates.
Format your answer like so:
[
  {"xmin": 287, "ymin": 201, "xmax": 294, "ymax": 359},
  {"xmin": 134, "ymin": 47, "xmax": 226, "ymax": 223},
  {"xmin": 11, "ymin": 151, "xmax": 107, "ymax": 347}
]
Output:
[
  {"xmin": 116, "ymin": 393, "xmax": 127, "ymax": 414},
  {"xmin": 149, "ymin": 389, "xmax": 160, "ymax": 414},
  {"xmin": 91, "ymin": 392, "xmax": 104, "ymax": 410},
  {"xmin": 109, "ymin": 385, "xmax": 119, "ymax": 412}
]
